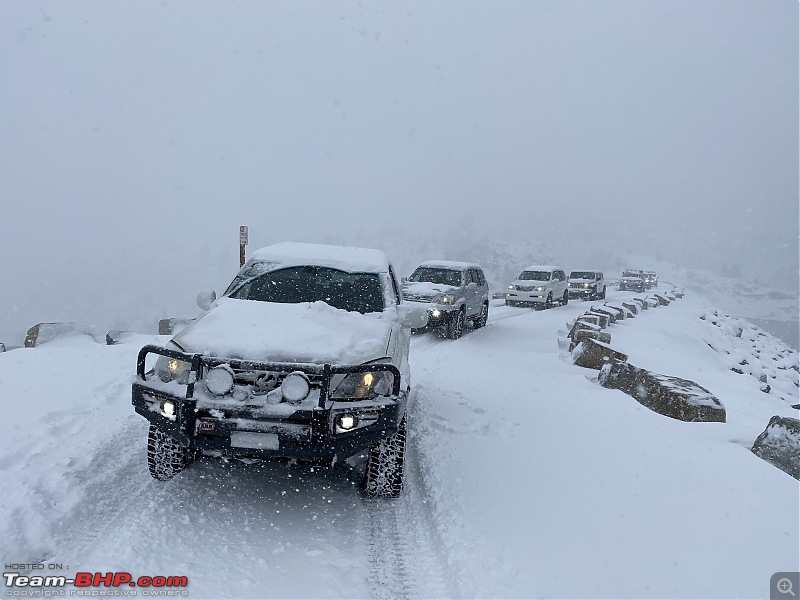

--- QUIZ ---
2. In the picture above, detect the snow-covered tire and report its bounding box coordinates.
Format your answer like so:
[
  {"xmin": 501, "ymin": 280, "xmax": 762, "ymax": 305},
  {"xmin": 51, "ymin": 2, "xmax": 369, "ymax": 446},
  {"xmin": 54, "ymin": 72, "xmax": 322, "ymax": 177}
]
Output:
[
  {"xmin": 601, "ymin": 287, "xmax": 606, "ymax": 299},
  {"xmin": 562, "ymin": 290, "xmax": 569, "ymax": 306},
  {"xmin": 545, "ymin": 293, "xmax": 553, "ymax": 309},
  {"xmin": 473, "ymin": 302, "xmax": 489, "ymax": 328},
  {"xmin": 445, "ymin": 309, "xmax": 465, "ymax": 340},
  {"xmin": 147, "ymin": 424, "xmax": 192, "ymax": 481},
  {"xmin": 364, "ymin": 418, "xmax": 407, "ymax": 498}
]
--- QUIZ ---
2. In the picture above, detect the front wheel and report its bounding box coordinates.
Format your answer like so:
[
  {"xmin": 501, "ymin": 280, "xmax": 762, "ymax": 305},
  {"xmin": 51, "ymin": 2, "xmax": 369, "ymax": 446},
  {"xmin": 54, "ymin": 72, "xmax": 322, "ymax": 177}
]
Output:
[
  {"xmin": 473, "ymin": 303, "xmax": 489, "ymax": 328},
  {"xmin": 562, "ymin": 290, "xmax": 569, "ymax": 306},
  {"xmin": 600, "ymin": 287, "xmax": 606, "ymax": 299},
  {"xmin": 545, "ymin": 293, "xmax": 553, "ymax": 309},
  {"xmin": 445, "ymin": 309, "xmax": 465, "ymax": 339},
  {"xmin": 364, "ymin": 418, "xmax": 406, "ymax": 498},
  {"xmin": 147, "ymin": 424, "xmax": 193, "ymax": 481}
]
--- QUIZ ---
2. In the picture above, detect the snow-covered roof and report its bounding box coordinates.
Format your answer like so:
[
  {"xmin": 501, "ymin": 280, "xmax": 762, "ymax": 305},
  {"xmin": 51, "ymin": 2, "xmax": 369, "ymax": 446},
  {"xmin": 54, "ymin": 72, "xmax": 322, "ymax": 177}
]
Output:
[
  {"xmin": 249, "ymin": 242, "xmax": 390, "ymax": 273},
  {"xmin": 418, "ymin": 260, "xmax": 482, "ymax": 271},
  {"xmin": 522, "ymin": 265, "xmax": 561, "ymax": 272}
]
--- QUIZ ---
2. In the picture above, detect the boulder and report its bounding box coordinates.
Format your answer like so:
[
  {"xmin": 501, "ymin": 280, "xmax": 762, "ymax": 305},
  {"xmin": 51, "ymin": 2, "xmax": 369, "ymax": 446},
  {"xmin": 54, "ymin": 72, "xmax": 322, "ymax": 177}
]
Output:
[
  {"xmin": 598, "ymin": 359, "xmax": 726, "ymax": 423},
  {"xmin": 568, "ymin": 319, "xmax": 602, "ymax": 340},
  {"xmin": 606, "ymin": 304, "xmax": 634, "ymax": 318},
  {"xmin": 622, "ymin": 301, "xmax": 639, "ymax": 315},
  {"xmin": 654, "ymin": 294, "xmax": 671, "ymax": 306},
  {"xmin": 24, "ymin": 322, "xmax": 98, "ymax": 348},
  {"xmin": 569, "ymin": 329, "xmax": 612, "ymax": 352},
  {"xmin": 751, "ymin": 416, "xmax": 800, "ymax": 479},
  {"xmin": 585, "ymin": 312, "xmax": 611, "ymax": 328},
  {"xmin": 158, "ymin": 318, "xmax": 195, "ymax": 336},
  {"xmin": 572, "ymin": 339, "xmax": 628, "ymax": 370},
  {"xmin": 633, "ymin": 298, "xmax": 649, "ymax": 310},
  {"xmin": 591, "ymin": 305, "xmax": 621, "ymax": 322},
  {"xmin": 106, "ymin": 330, "xmax": 134, "ymax": 345}
]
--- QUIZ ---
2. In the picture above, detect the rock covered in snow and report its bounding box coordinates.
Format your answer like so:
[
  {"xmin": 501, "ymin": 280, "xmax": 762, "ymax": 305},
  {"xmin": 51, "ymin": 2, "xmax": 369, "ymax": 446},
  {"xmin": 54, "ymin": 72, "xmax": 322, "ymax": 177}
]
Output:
[
  {"xmin": 572, "ymin": 339, "xmax": 628, "ymax": 370},
  {"xmin": 751, "ymin": 416, "xmax": 800, "ymax": 480},
  {"xmin": 598, "ymin": 359, "xmax": 726, "ymax": 423}
]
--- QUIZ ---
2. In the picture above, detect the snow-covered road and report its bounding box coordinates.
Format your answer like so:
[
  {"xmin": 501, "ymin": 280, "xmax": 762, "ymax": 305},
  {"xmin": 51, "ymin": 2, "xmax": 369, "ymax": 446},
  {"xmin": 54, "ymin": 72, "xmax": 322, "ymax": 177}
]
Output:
[{"xmin": 1, "ymin": 286, "xmax": 797, "ymax": 598}]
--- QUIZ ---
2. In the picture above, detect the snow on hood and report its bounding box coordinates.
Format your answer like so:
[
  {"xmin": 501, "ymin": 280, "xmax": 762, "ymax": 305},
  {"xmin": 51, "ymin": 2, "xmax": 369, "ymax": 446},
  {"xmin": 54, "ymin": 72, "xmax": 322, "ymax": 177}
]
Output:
[
  {"xmin": 172, "ymin": 298, "xmax": 393, "ymax": 364},
  {"xmin": 402, "ymin": 281, "xmax": 457, "ymax": 295}
]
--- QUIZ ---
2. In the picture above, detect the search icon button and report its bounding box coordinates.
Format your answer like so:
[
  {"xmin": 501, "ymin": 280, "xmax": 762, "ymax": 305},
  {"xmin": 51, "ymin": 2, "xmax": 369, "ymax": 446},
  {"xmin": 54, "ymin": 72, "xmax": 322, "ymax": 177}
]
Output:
[{"xmin": 773, "ymin": 573, "xmax": 800, "ymax": 599}]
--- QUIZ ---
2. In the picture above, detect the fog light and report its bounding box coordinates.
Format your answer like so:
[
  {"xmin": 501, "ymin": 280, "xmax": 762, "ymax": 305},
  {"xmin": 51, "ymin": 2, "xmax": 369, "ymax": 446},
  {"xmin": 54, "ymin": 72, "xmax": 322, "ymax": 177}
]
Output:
[
  {"xmin": 337, "ymin": 414, "xmax": 357, "ymax": 431},
  {"xmin": 206, "ymin": 365, "xmax": 235, "ymax": 396},
  {"xmin": 431, "ymin": 309, "xmax": 442, "ymax": 318},
  {"xmin": 281, "ymin": 371, "xmax": 310, "ymax": 404},
  {"xmin": 160, "ymin": 400, "xmax": 176, "ymax": 419}
]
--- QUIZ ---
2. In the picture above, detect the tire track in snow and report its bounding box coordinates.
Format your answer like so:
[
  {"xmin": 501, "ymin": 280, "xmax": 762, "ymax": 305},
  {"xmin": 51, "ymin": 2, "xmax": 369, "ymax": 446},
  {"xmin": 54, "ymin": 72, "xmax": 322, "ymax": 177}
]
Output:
[{"xmin": 362, "ymin": 391, "xmax": 463, "ymax": 599}]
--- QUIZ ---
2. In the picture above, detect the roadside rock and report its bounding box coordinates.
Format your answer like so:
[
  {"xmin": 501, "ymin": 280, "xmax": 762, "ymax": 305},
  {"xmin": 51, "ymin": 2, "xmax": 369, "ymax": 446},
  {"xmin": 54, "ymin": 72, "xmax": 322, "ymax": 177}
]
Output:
[
  {"xmin": 572, "ymin": 339, "xmax": 628, "ymax": 370},
  {"xmin": 598, "ymin": 359, "xmax": 726, "ymax": 423},
  {"xmin": 751, "ymin": 416, "xmax": 800, "ymax": 479}
]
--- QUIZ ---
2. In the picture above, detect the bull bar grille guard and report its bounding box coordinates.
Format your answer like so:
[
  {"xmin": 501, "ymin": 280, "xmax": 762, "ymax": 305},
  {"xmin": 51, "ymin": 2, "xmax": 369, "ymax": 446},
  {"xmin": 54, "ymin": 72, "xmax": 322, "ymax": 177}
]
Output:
[{"xmin": 135, "ymin": 344, "xmax": 402, "ymax": 409}]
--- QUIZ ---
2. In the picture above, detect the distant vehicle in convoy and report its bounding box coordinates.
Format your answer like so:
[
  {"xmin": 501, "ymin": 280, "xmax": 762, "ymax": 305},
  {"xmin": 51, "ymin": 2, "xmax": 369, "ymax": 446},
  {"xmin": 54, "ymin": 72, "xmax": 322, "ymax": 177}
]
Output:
[
  {"xmin": 619, "ymin": 269, "xmax": 646, "ymax": 292},
  {"xmin": 643, "ymin": 271, "xmax": 659, "ymax": 289},
  {"xmin": 506, "ymin": 266, "xmax": 569, "ymax": 308},
  {"xmin": 568, "ymin": 270, "xmax": 606, "ymax": 300},
  {"xmin": 401, "ymin": 261, "xmax": 490, "ymax": 339},
  {"xmin": 132, "ymin": 242, "xmax": 428, "ymax": 498}
]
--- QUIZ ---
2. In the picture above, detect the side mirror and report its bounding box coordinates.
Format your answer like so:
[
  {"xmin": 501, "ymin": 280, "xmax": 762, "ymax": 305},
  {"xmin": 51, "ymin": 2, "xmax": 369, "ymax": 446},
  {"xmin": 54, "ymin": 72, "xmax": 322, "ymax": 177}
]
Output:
[
  {"xmin": 401, "ymin": 277, "xmax": 408, "ymax": 283},
  {"xmin": 397, "ymin": 304, "xmax": 428, "ymax": 329},
  {"xmin": 196, "ymin": 289, "xmax": 217, "ymax": 311}
]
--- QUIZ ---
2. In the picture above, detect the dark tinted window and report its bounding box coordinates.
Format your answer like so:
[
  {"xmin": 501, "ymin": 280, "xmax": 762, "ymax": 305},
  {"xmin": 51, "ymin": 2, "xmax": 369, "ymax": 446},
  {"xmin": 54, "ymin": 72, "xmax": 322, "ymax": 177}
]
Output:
[
  {"xmin": 410, "ymin": 267, "xmax": 462, "ymax": 286},
  {"xmin": 570, "ymin": 271, "xmax": 596, "ymax": 280},
  {"xmin": 227, "ymin": 266, "xmax": 385, "ymax": 314},
  {"xmin": 518, "ymin": 271, "xmax": 550, "ymax": 281}
]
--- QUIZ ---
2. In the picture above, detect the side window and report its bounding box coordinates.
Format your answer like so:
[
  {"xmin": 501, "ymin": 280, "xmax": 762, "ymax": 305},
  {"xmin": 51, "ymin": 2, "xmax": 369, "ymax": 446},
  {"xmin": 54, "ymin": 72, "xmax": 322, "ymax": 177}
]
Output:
[
  {"xmin": 477, "ymin": 270, "xmax": 486, "ymax": 286},
  {"xmin": 466, "ymin": 269, "xmax": 476, "ymax": 285},
  {"xmin": 388, "ymin": 265, "xmax": 401, "ymax": 305}
]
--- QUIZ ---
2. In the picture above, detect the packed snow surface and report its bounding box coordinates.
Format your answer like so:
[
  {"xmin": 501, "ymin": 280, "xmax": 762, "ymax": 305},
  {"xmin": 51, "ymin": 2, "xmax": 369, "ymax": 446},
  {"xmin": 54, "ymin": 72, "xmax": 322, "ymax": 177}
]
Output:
[{"xmin": 0, "ymin": 285, "xmax": 797, "ymax": 599}]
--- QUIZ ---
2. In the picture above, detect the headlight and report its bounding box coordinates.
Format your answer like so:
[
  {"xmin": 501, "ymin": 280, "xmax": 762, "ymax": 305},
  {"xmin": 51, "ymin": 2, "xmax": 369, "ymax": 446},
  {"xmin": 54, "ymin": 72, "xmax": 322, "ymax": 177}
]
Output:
[
  {"xmin": 331, "ymin": 370, "xmax": 394, "ymax": 400},
  {"xmin": 205, "ymin": 365, "xmax": 235, "ymax": 396},
  {"xmin": 437, "ymin": 294, "xmax": 456, "ymax": 304},
  {"xmin": 583, "ymin": 283, "xmax": 590, "ymax": 288},
  {"xmin": 281, "ymin": 371, "xmax": 311, "ymax": 404},
  {"xmin": 156, "ymin": 353, "xmax": 192, "ymax": 384},
  {"xmin": 534, "ymin": 286, "xmax": 546, "ymax": 292},
  {"xmin": 508, "ymin": 285, "xmax": 514, "ymax": 290}
]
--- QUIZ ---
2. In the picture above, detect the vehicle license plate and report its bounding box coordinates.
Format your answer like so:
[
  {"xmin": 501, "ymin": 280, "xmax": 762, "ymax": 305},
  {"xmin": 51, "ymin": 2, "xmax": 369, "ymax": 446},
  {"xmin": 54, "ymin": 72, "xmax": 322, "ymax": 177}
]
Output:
[{"xmin": 230, "ymin": 431, "xmax": 279, "ymax": 450}]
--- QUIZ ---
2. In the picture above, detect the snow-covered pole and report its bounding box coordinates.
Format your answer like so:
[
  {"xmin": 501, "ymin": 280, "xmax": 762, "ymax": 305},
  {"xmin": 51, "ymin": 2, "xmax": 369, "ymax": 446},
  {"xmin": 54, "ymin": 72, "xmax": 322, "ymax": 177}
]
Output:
[{"xmin": 239, "ymin": 225, "xmax": 248, "ymax": 268}]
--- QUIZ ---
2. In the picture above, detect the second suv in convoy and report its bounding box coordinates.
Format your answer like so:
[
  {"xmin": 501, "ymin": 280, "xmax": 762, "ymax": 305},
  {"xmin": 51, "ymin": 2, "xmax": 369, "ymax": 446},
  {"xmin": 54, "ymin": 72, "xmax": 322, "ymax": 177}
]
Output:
[
  {"xmin": 643, "ymin": 271, "xmax": 659, "ymax": 289},
  {"xmin": 619, "ymin": 269, "xmax": 646, "ymax": 292},
  {"xmin": 568, "ymin": 270, "xmax": 606, "ymax": 300},
  {"xmin": 401, "ymin": 261, "xmax": 490, "ymax": 340},
  {"xmin": 506, "ymin": 266, "xmax": 568, "ymax": 308}
]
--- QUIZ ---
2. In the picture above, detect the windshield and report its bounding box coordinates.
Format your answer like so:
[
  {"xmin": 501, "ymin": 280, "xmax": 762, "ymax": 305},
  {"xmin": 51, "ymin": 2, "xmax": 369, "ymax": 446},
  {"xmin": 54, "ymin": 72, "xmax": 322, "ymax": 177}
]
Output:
[
  {"xmin": 570, "ymin": 271, "xmax": 595, "ymax": 280},
  {"xmin": 622, "ymin": 271, "xmax": 642, "ymax": 278},
  {"xmin": 518, "ymin": 271, "xmax": 550, "ymax": 281},
  {"xmin": 226, "ymin": 266, "xmax": 385, "ymax": 314},
  {"xmin": 409, "ymin": 267, "xmax": 462, "ymax": 286}
]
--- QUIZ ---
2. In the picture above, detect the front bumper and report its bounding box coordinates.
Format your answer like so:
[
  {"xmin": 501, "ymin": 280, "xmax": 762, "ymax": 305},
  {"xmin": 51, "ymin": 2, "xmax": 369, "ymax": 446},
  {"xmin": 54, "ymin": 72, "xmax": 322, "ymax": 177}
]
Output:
[
  {"xmin": 132, "ymin": 345, "xmax": 405, "ymax": 463},
  {"xmin": 568, "ymin": 287, "xmax": 596, "ymax": 299},
  {"xmin": 506, "ymin": 291, "xmax": 546, "ymax": 303}
]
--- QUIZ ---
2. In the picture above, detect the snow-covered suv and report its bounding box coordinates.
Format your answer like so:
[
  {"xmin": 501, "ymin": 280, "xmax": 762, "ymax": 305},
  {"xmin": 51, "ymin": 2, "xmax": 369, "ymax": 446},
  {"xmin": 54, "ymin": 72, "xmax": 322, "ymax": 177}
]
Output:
[
  {"xmin": 132, "ymin": 242, "xmax": 427, "ymax": 498},
  {"xmin": 568, "ymin": 270, "xmax": 606, "ymax": 300},
  {"xmin": 506, "ymin": 266, "xmax": 569, "ymax": 308},
  {"xmin": 401, "ymin": 261, "xmax": 490, "ymax": 339},
  {"xmin": 619, "ymin": 269, "xmax": 646, "ymax": 292}
]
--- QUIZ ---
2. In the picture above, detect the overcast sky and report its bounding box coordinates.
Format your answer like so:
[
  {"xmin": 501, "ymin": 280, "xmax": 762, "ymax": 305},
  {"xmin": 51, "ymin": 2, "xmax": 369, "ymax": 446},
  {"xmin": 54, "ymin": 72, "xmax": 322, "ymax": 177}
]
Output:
[{"xmin": 1, "ymin": 0, "xmax": 797, "ymax": 342}]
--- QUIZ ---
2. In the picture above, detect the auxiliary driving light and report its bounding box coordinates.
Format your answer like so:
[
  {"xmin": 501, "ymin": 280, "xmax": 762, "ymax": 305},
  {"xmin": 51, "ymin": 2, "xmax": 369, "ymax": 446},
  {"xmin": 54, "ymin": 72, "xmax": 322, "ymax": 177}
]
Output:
[
  {"xmin": 281, "ymin": 371, "xmax": 311, "ymax": 404},
  {"xmin": 205, "ymin": 365, "xmax": 235, "ymax": 396},
  {"xmin": 160, "ymin": 400, "xmax": 176, "ymax": 419},
  {"xmin": 337, "ymin": 414, "xmax": 357, "ymax": 431}
]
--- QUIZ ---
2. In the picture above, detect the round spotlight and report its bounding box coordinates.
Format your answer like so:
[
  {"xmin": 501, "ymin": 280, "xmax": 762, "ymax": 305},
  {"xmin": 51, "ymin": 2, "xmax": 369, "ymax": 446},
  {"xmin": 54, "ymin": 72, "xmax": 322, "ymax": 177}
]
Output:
[
  {"xmin": 160, "ymin": 400, "xmax": 176, "ymax": 418},
  {"xmin": 206, "ymin": 365, "xmax": 235, "ymax": 396},
  {"xmin": 281, "ymin": 371, "xmax": 310, "ymax": 404}
]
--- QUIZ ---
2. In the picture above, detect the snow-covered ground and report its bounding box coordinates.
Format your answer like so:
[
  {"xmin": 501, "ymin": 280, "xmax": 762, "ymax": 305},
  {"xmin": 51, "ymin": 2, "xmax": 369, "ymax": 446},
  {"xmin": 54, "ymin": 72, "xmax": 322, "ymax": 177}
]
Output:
[{"xmin": 1, "ymin": 285, "xmax": 797, "ymax": 599}]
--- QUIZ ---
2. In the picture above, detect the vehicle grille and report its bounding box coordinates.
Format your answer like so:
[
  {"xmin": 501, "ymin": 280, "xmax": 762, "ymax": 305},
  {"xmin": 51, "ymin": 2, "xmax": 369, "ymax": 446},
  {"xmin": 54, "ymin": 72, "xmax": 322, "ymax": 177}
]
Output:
[
  {"xmin": 515, "ymin": 285, "xmax": 535, "ymax": 292},
  {"xmin": 216, "ymin": 366, "xmax": 324, "ymax": 396},
  {"xmin": 403, "ymin": 292, "xmax": 436, "ymax": 302}
]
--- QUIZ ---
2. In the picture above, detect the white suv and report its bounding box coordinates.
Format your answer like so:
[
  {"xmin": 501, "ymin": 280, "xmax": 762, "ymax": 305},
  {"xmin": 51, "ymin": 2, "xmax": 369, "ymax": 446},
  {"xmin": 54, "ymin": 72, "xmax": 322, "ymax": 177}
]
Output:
[{"xmin": 505, "ymin": 266, "xmax": 569, "ymax": 308}]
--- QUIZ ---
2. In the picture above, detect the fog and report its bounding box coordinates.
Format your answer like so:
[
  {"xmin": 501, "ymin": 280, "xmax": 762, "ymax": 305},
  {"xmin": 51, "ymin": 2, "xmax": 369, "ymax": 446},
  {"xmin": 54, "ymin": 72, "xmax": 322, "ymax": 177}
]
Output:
[{"xmin": 1, "ymin": 0, "xmax": 797, "ymax": 344}]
